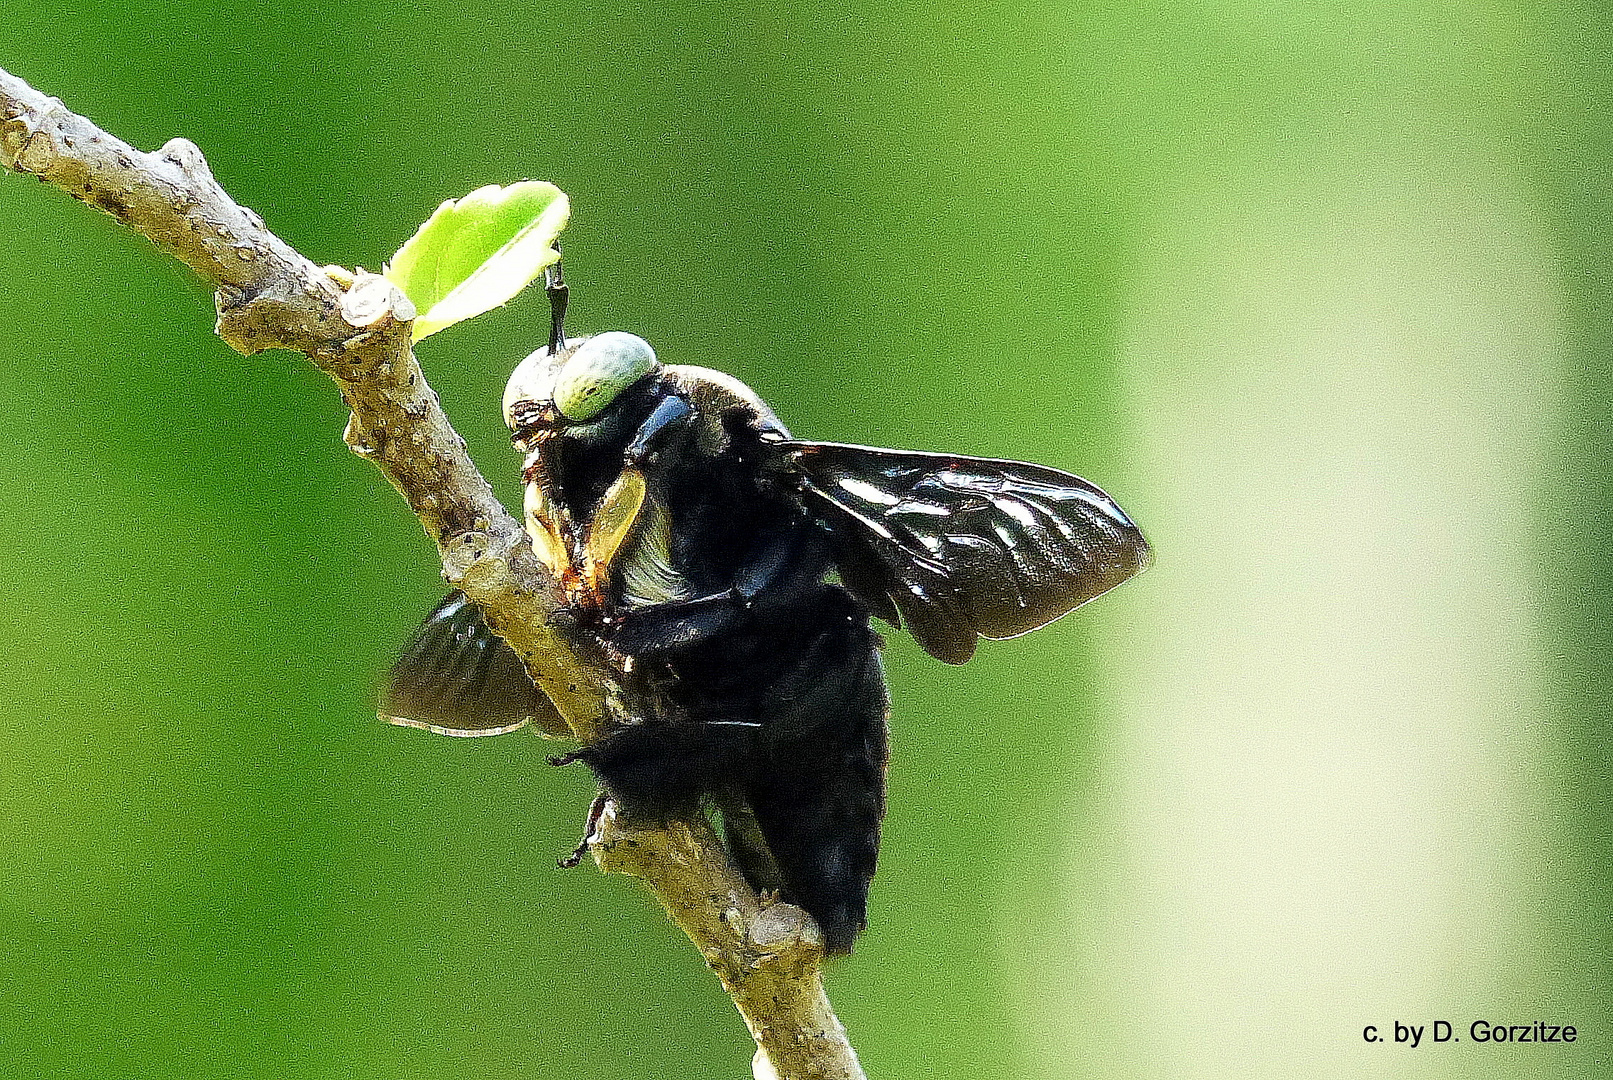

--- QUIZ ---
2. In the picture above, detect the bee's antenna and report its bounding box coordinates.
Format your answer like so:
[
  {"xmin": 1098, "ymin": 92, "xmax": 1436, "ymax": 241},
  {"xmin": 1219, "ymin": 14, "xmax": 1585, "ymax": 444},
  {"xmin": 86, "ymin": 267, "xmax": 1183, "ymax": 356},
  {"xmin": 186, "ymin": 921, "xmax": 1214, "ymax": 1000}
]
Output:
[{"xmin": 545, "ymin": 246, "xmax": 569, "ymax": 354}]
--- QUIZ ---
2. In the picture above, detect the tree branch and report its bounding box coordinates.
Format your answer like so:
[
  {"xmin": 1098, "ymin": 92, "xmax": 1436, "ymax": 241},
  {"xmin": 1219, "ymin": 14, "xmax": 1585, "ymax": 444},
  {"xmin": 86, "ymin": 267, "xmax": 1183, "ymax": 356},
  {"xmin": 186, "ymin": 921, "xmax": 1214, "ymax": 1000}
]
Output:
[
  {"xmin": 594, "ymin": 808, "xmax": 864, "ymax": 1080},
  {"xmin": 0, "ymin": 64, "xmax": 863, "ymax": 1080}
]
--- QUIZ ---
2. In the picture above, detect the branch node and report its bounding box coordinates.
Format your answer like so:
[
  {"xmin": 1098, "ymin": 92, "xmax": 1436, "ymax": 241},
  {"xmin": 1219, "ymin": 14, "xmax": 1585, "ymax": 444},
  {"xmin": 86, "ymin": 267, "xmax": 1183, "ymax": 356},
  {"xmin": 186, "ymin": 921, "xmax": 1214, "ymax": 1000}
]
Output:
[
  {"xmin": 442, "ymin": 529, "xmax": 506, "ymax": 586},
  {"xmin": 342, "ymin": 412, "xmax": 380, "ymax": 458},
  {"xmin": 341, "ymin": 271, "xmax": 417, "ymax": 329},
  {"xmin": 214, "ymin": 283, "xmax": 318, "ymax": 356},
  {"xmin": 752, "ymin": 1048, "xmax": 782, "ymax": 1080},
  {"xmin": 2, "ymin": 94, "xmax": 60, "ymax": 169},
  {"xmin": 749, "ymin": 903, "xmax": 818, "ymax": 952},
  {"xmin": 156, "ymin": 136, "xmax": 214, "ymax": 184},
  {"xmin": 11, "ymin": 125, "xmax": 50, "ymax": 172}
]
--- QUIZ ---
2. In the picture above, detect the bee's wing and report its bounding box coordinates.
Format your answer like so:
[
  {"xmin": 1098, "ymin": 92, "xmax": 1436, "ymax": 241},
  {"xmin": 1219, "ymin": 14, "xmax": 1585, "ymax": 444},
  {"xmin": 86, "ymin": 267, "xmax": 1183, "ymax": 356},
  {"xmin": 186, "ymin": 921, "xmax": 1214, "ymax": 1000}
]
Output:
[
  {"xmin": 770, "ymin": 441, "xmax": 1151, "ymax": 664},
  {"xmin": 380, "ymin": 591, "xmax": 570, "ymax": 737}
]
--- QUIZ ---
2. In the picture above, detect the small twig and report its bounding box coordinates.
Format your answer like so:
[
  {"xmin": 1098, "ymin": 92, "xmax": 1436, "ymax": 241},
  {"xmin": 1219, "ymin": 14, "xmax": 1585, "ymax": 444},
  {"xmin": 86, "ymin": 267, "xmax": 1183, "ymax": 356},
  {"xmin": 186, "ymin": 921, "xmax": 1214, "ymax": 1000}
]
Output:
[{"xmin": 0, "ymin": 64, "xmax": 863, "ymax": 1080}]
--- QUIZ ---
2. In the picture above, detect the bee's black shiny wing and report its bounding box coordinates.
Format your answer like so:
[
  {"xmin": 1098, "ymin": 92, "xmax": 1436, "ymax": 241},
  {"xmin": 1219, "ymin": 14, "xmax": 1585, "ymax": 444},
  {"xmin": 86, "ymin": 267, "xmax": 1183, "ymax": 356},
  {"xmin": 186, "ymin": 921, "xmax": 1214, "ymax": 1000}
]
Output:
[
  {"xmin": 380, "ymin": 590, "xmax": 570, "ymax": 738},
  {"xmin": 769, "ymin": 441, "xmax": 1151, "ymax": 664}
]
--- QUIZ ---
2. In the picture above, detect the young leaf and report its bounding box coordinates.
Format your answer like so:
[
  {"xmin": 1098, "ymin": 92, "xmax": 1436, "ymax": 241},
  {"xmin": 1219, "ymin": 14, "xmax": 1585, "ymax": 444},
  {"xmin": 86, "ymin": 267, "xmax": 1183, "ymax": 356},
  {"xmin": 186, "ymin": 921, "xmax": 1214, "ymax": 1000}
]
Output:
[{"xmin": 384, "ymin": 181, "xmax": 570, "ymax": 341}]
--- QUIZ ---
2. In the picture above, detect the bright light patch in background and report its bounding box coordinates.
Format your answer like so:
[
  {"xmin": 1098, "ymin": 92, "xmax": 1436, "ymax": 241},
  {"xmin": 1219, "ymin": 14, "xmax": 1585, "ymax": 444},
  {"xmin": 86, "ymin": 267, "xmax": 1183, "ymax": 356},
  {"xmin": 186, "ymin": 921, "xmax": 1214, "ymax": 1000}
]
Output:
[{"xmin": 1020, "ymin": 147, "xmax": 1573, "ymax": 1079}]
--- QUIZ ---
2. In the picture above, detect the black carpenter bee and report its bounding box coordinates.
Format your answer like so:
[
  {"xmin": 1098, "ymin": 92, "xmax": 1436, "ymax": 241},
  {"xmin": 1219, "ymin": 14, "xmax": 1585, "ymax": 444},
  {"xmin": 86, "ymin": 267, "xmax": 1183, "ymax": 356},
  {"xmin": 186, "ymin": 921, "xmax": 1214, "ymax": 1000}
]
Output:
[{"xmin": 381, "ymin": 277, "xmax": 1149, "ymax": 954}]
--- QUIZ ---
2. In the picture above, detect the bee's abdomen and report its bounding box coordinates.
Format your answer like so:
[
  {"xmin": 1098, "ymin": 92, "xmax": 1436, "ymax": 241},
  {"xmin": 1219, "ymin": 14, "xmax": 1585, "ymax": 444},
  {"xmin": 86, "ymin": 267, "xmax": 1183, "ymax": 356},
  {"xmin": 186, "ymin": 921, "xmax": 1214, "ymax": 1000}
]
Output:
[
  {"xmin": 740, "ymin": 598, "xmax": 889, "ymax": 954},
  {"xmin": 579, "ymin": 586, "xmax": 889, "ymax": 954}
]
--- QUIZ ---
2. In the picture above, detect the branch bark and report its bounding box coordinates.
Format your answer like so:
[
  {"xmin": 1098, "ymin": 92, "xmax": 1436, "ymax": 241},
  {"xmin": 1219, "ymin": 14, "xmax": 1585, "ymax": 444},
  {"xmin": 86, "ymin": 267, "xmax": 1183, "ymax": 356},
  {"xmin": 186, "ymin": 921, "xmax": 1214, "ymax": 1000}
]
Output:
[{"xmin": 0, "ymin": 64, "xmax": 863, "ymax": 1080}]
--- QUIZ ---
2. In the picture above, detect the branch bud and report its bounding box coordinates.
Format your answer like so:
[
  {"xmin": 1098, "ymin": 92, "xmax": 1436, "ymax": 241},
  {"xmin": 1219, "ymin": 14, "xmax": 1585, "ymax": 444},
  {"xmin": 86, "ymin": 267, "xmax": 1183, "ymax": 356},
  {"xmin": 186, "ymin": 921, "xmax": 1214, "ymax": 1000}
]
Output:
[{"xmin": 340, "ymin": 272, "xmax": 417, "ymax": 329}]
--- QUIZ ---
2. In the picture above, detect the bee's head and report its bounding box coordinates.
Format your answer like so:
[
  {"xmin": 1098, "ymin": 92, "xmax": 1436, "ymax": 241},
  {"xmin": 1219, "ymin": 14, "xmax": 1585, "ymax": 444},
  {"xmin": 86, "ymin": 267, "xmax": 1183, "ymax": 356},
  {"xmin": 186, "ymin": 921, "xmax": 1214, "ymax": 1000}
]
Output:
[{"xmin": 504, "ymin": 331, "xmax": 661, "ymax": 447}]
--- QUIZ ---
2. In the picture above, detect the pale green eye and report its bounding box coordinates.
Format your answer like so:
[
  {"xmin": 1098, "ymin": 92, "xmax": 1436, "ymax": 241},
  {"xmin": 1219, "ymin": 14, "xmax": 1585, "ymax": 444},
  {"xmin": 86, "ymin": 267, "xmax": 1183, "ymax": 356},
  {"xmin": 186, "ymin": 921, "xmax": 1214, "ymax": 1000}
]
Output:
[{"xmin": 553, "ymin": 332, "xmax": 659, "ymax": 421}]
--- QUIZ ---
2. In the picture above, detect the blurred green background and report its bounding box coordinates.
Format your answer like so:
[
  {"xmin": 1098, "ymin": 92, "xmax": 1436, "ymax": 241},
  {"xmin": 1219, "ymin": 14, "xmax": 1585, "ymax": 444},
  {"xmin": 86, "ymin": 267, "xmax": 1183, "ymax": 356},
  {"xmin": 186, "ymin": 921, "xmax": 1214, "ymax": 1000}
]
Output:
[{"xmin": 0, "ymin": 2, "xmax": 1607, "ymax": 1078}]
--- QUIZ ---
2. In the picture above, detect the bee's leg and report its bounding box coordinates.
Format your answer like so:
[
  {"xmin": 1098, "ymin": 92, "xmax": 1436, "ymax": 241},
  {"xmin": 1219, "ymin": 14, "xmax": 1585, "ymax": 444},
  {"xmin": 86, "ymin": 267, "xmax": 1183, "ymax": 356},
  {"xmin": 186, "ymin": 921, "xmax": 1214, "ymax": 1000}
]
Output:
[
  {"xmin": 713, "ymin": 791, "xmax": 784, "ymax": 894},
  {"xmin": 564, "ymin": 719, "xmax": 761, "ymax": 823},
  {"xmin": 609, "ymin": 525, "xmax": 822, "ymax": 657},
  {"xmin": 558, "ymin": 790, "xmax": 609, "ymax": 869}
]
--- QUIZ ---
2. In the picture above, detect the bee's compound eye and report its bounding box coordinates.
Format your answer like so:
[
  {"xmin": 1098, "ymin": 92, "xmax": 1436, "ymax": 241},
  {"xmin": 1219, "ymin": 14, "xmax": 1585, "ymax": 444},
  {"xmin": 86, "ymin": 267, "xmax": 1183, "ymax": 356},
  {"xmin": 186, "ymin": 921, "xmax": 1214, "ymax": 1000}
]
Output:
[{"xmin": 554, "ymin": 332, "xmax": 659, "ymax": 422}]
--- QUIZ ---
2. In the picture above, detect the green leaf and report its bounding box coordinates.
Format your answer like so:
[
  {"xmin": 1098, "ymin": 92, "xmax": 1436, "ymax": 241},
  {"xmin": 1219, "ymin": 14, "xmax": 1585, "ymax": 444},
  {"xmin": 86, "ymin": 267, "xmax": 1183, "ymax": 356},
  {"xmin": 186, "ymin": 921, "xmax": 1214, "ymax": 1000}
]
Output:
[{"xmin": 384, "ymin": 181, "xmax": 570, "ymax": 341}]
